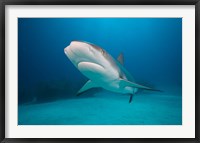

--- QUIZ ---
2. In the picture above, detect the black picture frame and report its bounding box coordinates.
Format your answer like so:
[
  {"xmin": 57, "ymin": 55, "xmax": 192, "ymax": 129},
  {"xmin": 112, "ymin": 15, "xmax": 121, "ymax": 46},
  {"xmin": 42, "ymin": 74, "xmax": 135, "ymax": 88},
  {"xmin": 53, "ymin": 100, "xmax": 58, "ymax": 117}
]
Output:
[{"xmin": 0, "ymin": 0, "xmax": 200, "ymax": 142}]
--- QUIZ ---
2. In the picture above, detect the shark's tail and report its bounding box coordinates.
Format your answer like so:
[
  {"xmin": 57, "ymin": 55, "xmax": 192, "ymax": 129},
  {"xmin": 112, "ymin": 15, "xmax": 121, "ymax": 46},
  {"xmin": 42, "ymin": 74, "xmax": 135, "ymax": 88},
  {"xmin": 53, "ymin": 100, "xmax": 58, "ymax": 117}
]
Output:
[
  {"xmin": 120, "ymin": 79, "xmax": 162, "ymax": 103},
  {"xmin": 128, "ymin": 88, "xmax": 162, "ymax": 103},
  {"xmin": 144, "ymin": 88, "xmax": 163, "ymax": 92},
  {"xmin": 120, "ymin": 79, "xmax": 162, "ymax": 92}
]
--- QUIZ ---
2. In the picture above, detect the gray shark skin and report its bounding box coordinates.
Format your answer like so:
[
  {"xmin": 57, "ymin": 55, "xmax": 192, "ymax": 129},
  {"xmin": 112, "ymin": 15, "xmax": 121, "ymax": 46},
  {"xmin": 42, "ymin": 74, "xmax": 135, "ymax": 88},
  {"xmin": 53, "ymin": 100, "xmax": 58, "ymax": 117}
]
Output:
[{"xmin": 64, "ymin": 41, "xmax": 160, "ymax": 103}]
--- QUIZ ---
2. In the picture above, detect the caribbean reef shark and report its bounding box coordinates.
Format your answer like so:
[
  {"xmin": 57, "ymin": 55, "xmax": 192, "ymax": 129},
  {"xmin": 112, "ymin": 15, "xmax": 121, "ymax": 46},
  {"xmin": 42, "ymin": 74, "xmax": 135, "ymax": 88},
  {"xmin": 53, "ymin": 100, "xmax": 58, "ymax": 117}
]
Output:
[{"xmin": 64, "ymin": 41, "xmax": 160, "ymax": 103}]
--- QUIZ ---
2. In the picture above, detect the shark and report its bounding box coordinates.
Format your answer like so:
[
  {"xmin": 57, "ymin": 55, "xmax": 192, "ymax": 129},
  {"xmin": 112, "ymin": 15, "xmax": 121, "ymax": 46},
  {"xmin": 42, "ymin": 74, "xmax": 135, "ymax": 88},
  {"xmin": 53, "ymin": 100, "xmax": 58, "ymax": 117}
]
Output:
[{"xmin": 64, "ymin": 41, "xmax": 160, "ymax": 103}]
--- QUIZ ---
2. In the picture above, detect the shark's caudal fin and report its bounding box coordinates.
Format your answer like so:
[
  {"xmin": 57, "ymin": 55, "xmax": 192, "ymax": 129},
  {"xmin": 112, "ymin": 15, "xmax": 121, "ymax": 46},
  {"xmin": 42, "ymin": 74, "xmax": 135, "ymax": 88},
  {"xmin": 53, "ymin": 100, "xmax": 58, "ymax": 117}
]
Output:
[
  {"xmin": 117, "ymin": 53, "xmax": 124, "ymax": 65},
  {"xmin": 76, "ymin": 80, "xmax": 98, "ymax": 96},
  {"xmin": 119, "ymin": 79, "xmax": 162, "ymax": 92}
]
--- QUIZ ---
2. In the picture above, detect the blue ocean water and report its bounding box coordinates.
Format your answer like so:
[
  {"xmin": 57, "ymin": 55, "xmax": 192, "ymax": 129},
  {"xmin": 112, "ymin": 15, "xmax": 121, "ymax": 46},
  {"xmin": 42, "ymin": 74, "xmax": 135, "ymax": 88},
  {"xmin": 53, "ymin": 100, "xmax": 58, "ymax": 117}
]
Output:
[{"xmin": 18, "ymin": 18, "xmax": 182, "ymax": 125}]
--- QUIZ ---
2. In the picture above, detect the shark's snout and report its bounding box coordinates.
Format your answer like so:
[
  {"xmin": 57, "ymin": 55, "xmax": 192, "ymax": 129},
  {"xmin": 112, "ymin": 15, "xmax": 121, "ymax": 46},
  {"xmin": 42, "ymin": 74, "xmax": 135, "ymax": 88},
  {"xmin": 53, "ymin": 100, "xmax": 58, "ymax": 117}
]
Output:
[
  {"xmin": 68, "ymin": 41, "xmax": 87, "ymax": 55},
  {"xmin": 64, "ymin": 47, "xmax": 68, "ymax": 55},
  {"xmin": 64, "ymin": 41, "xmax": 97, "ymax": 67}
]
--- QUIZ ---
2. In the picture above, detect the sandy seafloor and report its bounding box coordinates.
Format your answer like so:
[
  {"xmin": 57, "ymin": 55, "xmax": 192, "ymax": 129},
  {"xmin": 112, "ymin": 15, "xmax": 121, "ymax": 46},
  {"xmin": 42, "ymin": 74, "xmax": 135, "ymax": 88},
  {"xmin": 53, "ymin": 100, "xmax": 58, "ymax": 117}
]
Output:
[{"xmin": 18, "ymin": 88, "xmax": 182, "ymax": 125}]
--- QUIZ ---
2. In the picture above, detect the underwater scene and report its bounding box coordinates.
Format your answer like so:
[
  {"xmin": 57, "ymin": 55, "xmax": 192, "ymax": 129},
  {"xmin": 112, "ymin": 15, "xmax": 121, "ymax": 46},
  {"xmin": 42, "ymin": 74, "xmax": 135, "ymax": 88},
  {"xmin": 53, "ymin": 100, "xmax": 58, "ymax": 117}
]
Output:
[{"xmin": 18, "ymin": 18, "xmax": 182, "ymax": 125}]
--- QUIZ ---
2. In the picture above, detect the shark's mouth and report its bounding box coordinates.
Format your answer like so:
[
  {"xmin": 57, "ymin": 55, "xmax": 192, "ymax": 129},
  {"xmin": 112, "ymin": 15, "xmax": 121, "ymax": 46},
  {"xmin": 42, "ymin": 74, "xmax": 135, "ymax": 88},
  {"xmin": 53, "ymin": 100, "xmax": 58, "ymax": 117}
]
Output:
[
  {"xmin": 77, "ymin": 61, "xmax": 105, "ymax": 77},
  {"xmin": 78, "ymin": 61, "xmax": 105, "ymax": 69}
]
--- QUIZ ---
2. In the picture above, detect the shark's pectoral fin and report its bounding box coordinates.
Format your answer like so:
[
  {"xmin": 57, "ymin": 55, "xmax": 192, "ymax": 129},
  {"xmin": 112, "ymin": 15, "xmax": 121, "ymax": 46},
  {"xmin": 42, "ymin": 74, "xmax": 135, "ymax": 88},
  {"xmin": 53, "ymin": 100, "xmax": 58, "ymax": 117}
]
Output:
[
  {"xmin": 76, "ymin": 80, "xmax": 98, "ymax": 96},
  {"xmin": 119, "ymin": 79, "xmax": 161, "ymax": 92}
]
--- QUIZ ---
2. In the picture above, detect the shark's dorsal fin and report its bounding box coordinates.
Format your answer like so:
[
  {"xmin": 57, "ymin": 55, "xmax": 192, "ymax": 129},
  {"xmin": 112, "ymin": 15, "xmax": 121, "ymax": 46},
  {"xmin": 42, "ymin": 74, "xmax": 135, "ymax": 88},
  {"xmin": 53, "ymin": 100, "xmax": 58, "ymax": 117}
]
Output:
[
  {"xmin": 117, "ymin": 53, "xmax": 124, "ymax": 65},
  {"xmin": 119, "ymin": 79, "xmax": 161, "ymax": 92},
  {"xmin": 76, "ymin": 80, "xmax": 98, "ymax": 96}
]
